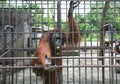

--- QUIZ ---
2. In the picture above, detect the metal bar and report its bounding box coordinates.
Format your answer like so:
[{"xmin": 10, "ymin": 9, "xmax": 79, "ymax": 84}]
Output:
[
  {"xmin": 0, "ymin": 48, "xmax": 11, "ymax": 57},
  {"xmin": 2, "ymin": 25, "xmax": 9, "ymax": 84},
  {"xmin": 0, "ymin": 1, "xmax": 119, "ymax": 84},
  {"xmin": 57, "ymin": 0, "xmax": 61, "ymax": 29},
  {"xmin": 11, "ymin": 26, "xmax": 14, "ymax": 84},
  {"xmin": 0, "ymin": 56, "xmax": 120, "ymax": 60},
  {"xmin": 99, "ymin": 1, "xmax": 110, "ymax": 84},
  {"xmin": 0, "ymin": 65, "xmax": 120, "ymax": 69},
  {"xmin": 110, "ymin": 23, "xmax": 114, "ymax": 84},
  {"xmin": 9, "ymin": 46, "xmax": 111, "ymax": 51}
]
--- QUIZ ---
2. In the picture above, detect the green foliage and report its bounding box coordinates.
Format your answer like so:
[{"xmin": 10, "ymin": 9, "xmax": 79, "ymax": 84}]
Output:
[
  {"xmin": 116, "ymin": 16, "xmax": 120, "ymax": 31},
  {"xmin": 1, "ymin": 1, "xmax": 120, "ymax": 41},
  {"xmin": 75, "ymin": 2, "xmax": 120, "ymax": 41},
  {"xmin": 61, "ymin": 21, "xmax": 67, "ymax": 31}
]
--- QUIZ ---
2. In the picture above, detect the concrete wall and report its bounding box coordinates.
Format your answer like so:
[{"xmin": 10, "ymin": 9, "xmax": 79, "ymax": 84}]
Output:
[{"xmin": 0, "ymin": 9, "xmax": 33, "ymax": 57}]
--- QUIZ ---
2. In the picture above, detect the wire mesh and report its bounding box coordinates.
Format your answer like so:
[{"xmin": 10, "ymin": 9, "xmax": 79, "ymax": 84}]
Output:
[{"xmin": 0, "ymin": 0, "xmax": 120, "ymax": 84}]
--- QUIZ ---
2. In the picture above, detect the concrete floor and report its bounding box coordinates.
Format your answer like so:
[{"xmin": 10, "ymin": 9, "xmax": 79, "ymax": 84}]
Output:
[
  {"xmin": 11, "ymin": 49, "xmax": 120, "ymax": 84},
  {"xmin": 0, "ymin": 42, "xmax": 117, "ymax": 84}
]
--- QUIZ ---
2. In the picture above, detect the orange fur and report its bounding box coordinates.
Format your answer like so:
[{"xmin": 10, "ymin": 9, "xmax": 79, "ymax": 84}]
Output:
[
  {"xmin": 68, "ymin": 15, "xmax": 80, "ymax": 46},
  {"xmin": 31, "ymin": 1, "xmax": 81, "ymax": 84},
  {"xmin": 67, "ymin": 1, "xmax": 81, "ymax": 47},
  {"xmin": 31, "ymin": 33, "xmax": 51, "ymax": 70}
]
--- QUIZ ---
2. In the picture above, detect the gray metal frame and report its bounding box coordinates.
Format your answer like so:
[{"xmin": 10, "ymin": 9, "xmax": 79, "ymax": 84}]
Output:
[{"xmin": 0, "ymin": 0, "xmax": 120, "ymax": 84}]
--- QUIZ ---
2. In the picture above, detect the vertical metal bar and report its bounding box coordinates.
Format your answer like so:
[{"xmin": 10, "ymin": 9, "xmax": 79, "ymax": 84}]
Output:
[
  {"xmin": 9, "ymin": 0, "xmax": 14, "ymax": 83},
  {"xmin": 22, "ymin": 1, "xmax": 25, "ymax": 84},
  {"xmin": 11, "ymin": 26, "xmax": 14, "ymax": 84},
  {"xmin": 53, "ymin": 0, "xmax": 56, "ymax": 29},
  {"xmin": 66, "ymin": 1, "xmax": 69, "ymax": 83},
  {"xmin": 90, "ymin": 1, "xmax": 94, "ymax": 84},
  {"xmin": 2, "ymin": 27, "xmax": 7, "ymax": 84},
  {"xmin": 9, "ymin": 5, "xmax": 14, "ymax": 83},
  {"xmin": 57, "ymin": 0, "xmax": 61, "ymax": 29},
  {"xmin": 57, "ymin": 1, "xmax": 62, "ymax": 84},
  {"xmin": 77, "ymin": 1, "xmax": 81, "ymax": 83},
  {"xmin": 83, "ymin": 1, "xmax": 87, "ymax": 83},
  {"xmin": 102, "ymin": 59, "xmax": 105, "ymax": 84},
  {"xmin": 72, "ymin": 2, "xmax": 75, "ymax": 83},
  {"xmin": 113, "ymin": 1, "xmax": 118, "ymax": 84},
  {"xmin": 28, "ymin": 1, "xmax": 32, "ymax": 83},
  {"xmin": 96, "ymin": 1, "xmax": 100, "ymax": 84},
  {"xmin": 101, "ymin": 4, "xmax": 105, "ymax": 79},
  {"xmin": 100, "ymin": 1, "xmax": 110, "ymax": 84},
  {"xmin": 110, "ymin": 27, "xmax": 114, "ymax": 84},
  {"xmin": 9, "ymin": 11, "xmax": 14, "ymax": 84},
  {"xmin": 15, "ymin": 1, "xmax": 18, "ymax": 84}
]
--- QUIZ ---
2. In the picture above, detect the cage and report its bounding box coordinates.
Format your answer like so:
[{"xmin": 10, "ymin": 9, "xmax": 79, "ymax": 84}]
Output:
[{"xmin": 0, "ymin": 0, "xmax": 120, "ymax": 84}]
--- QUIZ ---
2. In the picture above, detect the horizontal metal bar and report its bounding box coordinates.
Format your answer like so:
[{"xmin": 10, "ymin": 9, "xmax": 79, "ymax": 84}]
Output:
[
  {"xmin": 0, "ymin": 57, "xmax": 38, "ymax": 60},
  {"xmin": 0, "ymin": 65, "xmax": 119, "ymax": 69},
  {"xmin": 62, "ymin": 46, "xmax": 110, "ymax": 50},
  {"xmin": 2, "ymin": 29, "xmax": 119, "ymax": 33},
  {"xmin": 9, "ymin": 46, "xmax": 110, "ymax": 51},
  {"xmin": 48, "ymin": 56, "xmax": 120, "ymax": 59},
  {"xmin": 0, "ymin": 56, "xmax": 120, "ymax": 60},
  {"xmin": 11, "ymin": 48, "xmax": 35, "ymax": 51},
  {"xmin": 1, "ymin": 30, "xmax": 119, "ymax": 34}
]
